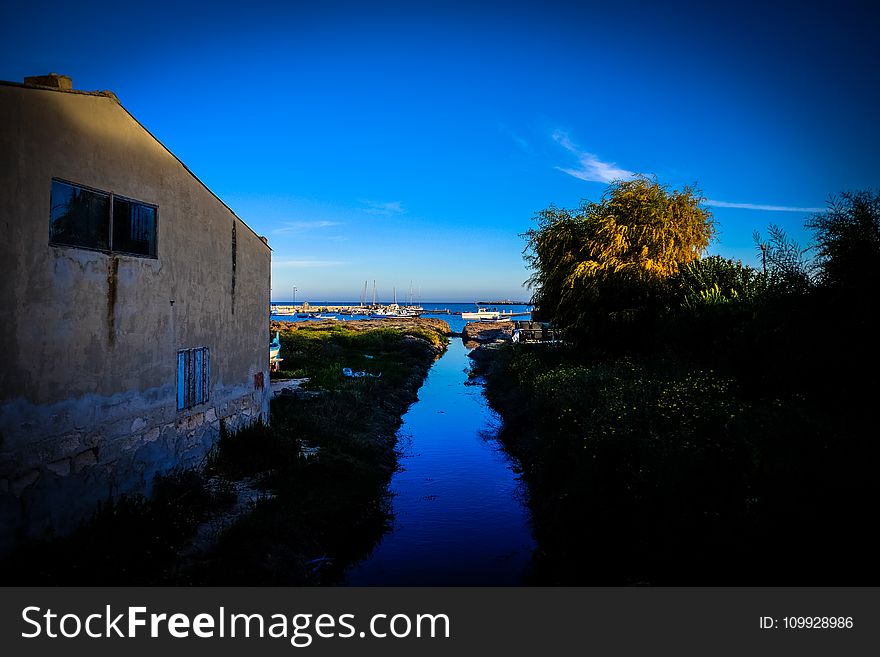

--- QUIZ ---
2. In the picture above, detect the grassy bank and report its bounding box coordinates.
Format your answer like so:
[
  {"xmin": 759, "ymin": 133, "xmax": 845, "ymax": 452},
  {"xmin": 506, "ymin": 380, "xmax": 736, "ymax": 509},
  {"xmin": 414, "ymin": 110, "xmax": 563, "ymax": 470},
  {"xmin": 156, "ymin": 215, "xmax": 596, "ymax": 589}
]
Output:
[
  {"xmin": 193, "ymin": 319, "xmax": 449, "ymax": 584},
  {"xmin": 1, "ymin": 319, "xmax": 449, "ymax": 584},
  {"xmin": 474, "ymin": 327, "xmax": 877, "ymax": 585}
]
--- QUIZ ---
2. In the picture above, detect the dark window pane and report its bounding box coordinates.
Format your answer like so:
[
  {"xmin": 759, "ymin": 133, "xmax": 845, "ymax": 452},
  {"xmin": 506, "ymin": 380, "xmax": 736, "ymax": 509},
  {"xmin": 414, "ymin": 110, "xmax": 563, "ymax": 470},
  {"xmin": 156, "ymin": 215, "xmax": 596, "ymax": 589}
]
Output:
[
  {"xmin": 113, "ymin": 197, "xmax": 157, "ymax": 257},
  {"xmin": 49, "ymin": 180, "xmax": 110, "ymax": 250}
]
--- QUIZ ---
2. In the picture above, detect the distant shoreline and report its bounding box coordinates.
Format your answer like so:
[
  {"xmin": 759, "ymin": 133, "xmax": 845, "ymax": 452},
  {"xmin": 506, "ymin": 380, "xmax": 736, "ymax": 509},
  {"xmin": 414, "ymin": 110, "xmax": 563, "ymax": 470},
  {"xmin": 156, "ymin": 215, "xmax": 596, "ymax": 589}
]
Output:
[
  {"xmin": 270, "ymin": 299, "xmax": 533, "ymax": 308},
  {"xmin": 270, "ymin": 300, "xmax": 532, "ymax": 306}
]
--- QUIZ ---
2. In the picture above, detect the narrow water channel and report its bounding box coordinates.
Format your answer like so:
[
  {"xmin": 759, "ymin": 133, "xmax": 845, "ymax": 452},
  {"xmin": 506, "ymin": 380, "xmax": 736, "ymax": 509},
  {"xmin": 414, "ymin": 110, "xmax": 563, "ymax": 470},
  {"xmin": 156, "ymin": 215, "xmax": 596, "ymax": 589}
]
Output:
[{"xmin": 345, "ymin": 338, "xmax": 535, "ymax": 585}]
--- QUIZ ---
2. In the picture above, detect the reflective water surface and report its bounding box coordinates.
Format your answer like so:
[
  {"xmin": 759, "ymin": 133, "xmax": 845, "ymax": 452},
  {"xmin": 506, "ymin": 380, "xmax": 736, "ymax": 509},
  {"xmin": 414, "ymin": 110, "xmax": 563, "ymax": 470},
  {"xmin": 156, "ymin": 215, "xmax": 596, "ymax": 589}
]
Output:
[{"xmin": 344, "ymin": 338, "xmax": 534, "ymax": 585}]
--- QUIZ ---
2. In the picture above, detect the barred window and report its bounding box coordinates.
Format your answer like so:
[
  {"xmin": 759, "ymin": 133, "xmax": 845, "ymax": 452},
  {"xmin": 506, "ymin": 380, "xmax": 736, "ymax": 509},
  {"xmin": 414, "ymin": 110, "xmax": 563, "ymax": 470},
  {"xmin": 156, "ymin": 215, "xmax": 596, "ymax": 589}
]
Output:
[
  {"xmin": 177, "ymin": 347, "xmax": 210, "ymax": 410},
  {"xmin": 49, "ymin": 179, "xmax": 157, "ymax": 258}
]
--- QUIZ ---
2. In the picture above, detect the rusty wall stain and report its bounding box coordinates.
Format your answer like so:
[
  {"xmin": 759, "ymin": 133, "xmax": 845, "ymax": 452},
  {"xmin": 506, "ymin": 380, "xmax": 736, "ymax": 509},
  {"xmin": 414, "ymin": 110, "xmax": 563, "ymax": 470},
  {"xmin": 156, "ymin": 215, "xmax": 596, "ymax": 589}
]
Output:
[{"xmin": 107, "ymin": 255, "xmax": 118, "ymax": 345}]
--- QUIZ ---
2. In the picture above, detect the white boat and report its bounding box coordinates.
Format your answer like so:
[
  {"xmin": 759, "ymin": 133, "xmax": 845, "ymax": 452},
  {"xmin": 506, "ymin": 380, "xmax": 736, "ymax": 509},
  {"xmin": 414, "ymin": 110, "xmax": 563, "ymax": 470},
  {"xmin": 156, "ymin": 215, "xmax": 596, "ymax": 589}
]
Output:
[
  {"xmin": 269, "ymin": 332, "xmax": 283, "ymax": 371},
  {"xmin": 461, "ymin": 307, "xmax": 502, "ymax": 320},
  {"xmin": 371, "ymin": 303, "xmax": 421, "ymax": 318}
]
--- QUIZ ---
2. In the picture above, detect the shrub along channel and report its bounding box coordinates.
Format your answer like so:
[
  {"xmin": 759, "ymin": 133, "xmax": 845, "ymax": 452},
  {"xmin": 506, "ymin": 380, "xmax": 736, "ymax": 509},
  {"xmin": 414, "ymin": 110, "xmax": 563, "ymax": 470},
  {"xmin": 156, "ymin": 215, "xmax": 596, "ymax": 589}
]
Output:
[
  {"xmin": 473, "ymin": 336, "xmax": 876, "ymax": 585},
  {"xmin": 473, "ymin": 183, "xmax": 879, "ymax": 585}
]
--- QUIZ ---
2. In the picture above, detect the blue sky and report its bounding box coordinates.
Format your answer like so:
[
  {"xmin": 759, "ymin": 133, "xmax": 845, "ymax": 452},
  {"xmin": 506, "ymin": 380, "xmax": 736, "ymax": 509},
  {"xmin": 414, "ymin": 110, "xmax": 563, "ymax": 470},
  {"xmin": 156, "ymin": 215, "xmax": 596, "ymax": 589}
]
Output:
[{"xmin": 3, "ymin": 0, "xmax": 878, "ymax": 302}]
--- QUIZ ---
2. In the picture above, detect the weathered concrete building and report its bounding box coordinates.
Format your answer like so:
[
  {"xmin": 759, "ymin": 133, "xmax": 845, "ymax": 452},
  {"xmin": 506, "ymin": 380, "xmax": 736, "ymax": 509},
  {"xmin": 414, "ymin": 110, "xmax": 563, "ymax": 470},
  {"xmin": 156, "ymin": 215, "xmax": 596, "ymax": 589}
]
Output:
[{"xmin": 0, "ymin": 74, "xmax": 271, "ymax": 554}]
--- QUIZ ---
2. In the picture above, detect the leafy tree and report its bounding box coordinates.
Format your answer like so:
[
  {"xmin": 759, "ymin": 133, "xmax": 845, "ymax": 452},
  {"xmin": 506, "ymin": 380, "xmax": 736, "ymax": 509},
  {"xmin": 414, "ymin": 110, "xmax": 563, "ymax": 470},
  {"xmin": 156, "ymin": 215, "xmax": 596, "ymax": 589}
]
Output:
[
  {"xmin": 525, "ymin": 176, "xmax": 715, "ymax": 339},
  {"xmin": 806, "ymin": 190, "xmax": 880, "ymax": 292}
]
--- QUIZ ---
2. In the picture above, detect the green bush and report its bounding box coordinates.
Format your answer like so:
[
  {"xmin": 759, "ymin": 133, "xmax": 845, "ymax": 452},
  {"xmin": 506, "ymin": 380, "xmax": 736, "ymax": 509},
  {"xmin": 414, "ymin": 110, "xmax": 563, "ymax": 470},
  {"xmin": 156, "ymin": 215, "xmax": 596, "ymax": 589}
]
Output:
[{"xmin": 673, "ymin": 255, "xmax": 764, "ymax": 309}]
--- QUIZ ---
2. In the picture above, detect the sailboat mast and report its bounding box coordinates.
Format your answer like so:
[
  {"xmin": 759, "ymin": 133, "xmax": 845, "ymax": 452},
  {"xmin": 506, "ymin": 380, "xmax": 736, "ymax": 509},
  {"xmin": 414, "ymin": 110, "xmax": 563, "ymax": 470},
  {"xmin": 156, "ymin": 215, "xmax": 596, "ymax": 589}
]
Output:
[{"xmin": 372, "ymin": 280, "xmax": 377, "ymax": 306}]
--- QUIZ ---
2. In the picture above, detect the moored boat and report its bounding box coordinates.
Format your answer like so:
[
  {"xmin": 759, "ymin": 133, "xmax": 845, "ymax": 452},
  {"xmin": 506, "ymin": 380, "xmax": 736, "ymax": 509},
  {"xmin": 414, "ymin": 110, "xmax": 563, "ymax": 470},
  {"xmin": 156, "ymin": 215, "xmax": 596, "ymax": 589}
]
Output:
[
  {"xmin": 371, "ymin": 303, "xmax": 421, "ymax": 318},
  {"xmin": 462, "ymin": 307, "xmax": 502, "ymax": 320},
  {"xmin": 269, "ymin": 331, "xmax": 282, "ymax": 371}
]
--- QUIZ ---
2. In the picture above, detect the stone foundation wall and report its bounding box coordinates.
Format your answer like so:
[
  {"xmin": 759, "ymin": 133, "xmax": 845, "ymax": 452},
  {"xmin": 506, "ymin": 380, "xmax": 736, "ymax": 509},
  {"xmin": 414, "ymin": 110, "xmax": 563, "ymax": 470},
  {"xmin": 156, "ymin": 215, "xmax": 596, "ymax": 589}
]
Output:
[{"xmin": 0, "ymin": 390, "xmax": 265, "ymax": 556}]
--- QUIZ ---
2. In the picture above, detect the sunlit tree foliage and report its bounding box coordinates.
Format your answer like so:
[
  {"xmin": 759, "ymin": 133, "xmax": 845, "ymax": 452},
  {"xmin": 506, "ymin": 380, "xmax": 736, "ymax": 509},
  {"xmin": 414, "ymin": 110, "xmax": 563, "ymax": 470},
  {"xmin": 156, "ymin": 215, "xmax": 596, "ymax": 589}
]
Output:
[{"xmin": 524, "ymin": 176, "xmax": 715, "ymax": 338}]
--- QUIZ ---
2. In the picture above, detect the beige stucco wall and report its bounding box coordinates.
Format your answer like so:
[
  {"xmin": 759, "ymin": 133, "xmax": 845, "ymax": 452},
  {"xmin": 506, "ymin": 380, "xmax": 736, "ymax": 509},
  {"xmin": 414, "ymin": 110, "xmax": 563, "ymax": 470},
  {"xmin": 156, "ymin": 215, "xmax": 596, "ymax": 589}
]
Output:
[{"xmin": 0, "ymin": 82, "xmax": 271, "ymax": 552}]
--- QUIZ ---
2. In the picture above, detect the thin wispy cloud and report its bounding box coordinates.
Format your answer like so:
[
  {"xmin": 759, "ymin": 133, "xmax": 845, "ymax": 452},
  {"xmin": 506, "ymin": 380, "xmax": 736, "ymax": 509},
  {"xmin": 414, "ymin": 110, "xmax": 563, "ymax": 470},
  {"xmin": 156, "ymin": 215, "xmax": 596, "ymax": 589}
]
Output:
[
  {"xmin": 360, "ymin": 199, "xmax": 405, "ymax": 216},
  {"xmin": 553, "ymin": 130, "xmax": 637, "ymax": 183},
  {"xmin": 705, "ymin": 199, "xmax": 825, "ymax": 213},
  {"xmin": 271, "ymin": 220, "xmax": 342, "ymax": 235},
  {"xmin": 499, "ymin": 123, "xmax": 531, "ymax": 153},
  {"xmin": 551, "ymin": 130, "xmax": 822, "ymax": 213},
  {"xmin": 273, "ymin": 259, "xmax": 347, "ymax": 268}
]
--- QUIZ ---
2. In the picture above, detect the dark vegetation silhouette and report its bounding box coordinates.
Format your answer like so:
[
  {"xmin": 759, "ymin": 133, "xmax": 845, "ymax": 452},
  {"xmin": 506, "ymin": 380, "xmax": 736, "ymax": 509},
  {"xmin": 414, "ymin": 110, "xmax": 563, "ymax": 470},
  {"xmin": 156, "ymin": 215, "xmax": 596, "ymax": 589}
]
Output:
[{"xmin": 480, "ymin": 184, "xmax": 880, "ymax": 584}]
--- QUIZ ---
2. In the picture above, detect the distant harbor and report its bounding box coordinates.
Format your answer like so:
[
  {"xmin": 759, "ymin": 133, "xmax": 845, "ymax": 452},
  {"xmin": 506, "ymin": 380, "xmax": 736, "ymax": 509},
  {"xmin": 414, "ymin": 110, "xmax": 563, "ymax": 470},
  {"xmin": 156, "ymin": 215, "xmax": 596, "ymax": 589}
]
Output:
[
  {"xmin": 270, "ymin": 303, "xmax": 532, "ymax": 319},
  {"xmin": 270, "ymin": 304, "xmax": 447, "ymax": 316},
  {"xmin": 476, "ymin": 299, "xmax": 529, "ymax": 305}
]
